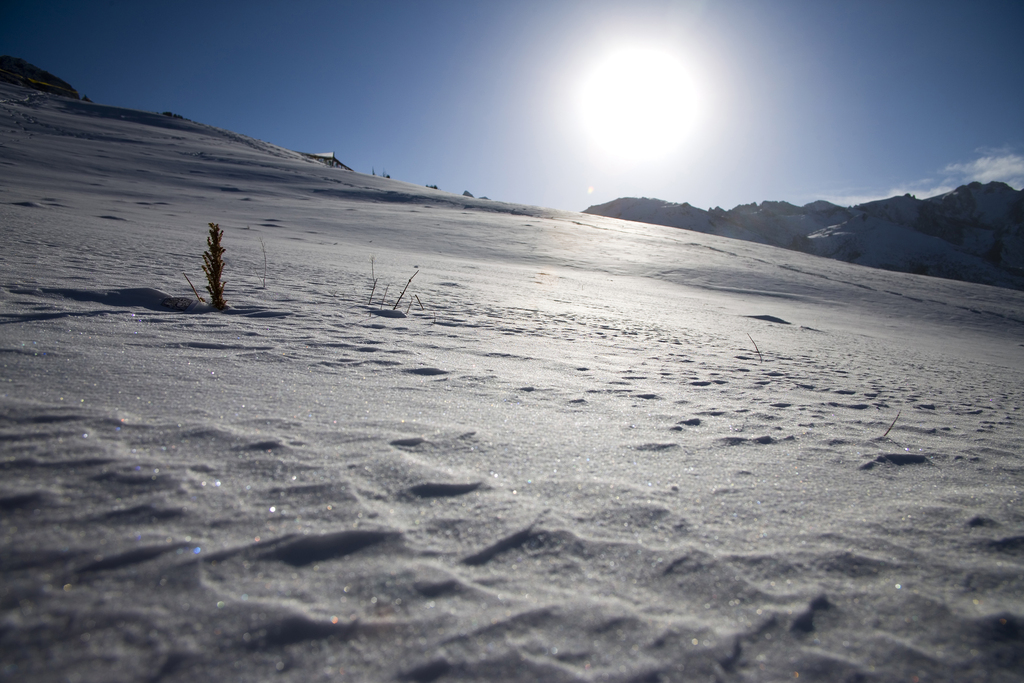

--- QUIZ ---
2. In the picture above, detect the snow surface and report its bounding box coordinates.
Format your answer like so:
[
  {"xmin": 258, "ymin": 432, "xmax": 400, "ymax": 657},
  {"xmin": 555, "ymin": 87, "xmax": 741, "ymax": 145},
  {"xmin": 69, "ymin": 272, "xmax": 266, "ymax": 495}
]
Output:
[{"xmin": 1, "ymin": 81, "xmax": 1023, "ymax": 682}]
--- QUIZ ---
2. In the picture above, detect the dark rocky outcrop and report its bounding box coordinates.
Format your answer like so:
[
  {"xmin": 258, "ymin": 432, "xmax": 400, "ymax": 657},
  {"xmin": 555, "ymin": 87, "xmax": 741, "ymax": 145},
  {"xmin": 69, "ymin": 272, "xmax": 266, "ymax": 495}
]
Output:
[{"xmin": 0, "ymin": 56, "xmax": 79, "ymax": 99}]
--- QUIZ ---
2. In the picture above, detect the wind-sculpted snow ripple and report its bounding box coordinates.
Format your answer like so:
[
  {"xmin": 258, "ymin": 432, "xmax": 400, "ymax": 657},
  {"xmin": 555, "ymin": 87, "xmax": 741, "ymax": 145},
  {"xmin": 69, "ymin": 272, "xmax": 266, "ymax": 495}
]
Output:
[{"xmin": 260, "ymin": 529, "xmax": 401, "ymax": 566}]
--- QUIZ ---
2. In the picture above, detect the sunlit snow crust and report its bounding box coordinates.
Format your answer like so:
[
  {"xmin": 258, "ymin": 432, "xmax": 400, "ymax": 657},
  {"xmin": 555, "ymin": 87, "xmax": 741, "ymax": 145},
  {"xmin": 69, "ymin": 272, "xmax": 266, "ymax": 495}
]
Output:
[{"xmin": 1, "ymin": 82, "xmax": 1022, "ymax": 682}]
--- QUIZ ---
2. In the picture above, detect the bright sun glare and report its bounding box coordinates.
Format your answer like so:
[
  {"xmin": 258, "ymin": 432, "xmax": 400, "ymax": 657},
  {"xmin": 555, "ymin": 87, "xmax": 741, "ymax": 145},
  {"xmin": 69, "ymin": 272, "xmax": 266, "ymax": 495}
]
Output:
[{"xmin": 580, "ymin": 48, "xmax": 699, "ymax": 162}]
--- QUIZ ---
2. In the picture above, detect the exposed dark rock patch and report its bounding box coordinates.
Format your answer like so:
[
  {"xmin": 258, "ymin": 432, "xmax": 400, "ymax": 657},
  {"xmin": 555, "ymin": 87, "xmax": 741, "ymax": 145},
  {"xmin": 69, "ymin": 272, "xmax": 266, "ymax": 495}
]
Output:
[{"xmin": 0, "ymin": 56, "xmax": 79, "ymax": 98}]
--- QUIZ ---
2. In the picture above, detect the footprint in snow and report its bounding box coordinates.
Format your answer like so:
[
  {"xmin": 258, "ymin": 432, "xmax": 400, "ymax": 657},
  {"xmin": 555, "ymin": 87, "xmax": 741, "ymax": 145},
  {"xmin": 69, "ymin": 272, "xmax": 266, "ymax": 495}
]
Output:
[
  {"xmin": 859, "ymin": 454, "xmax": 930, "ymax": 469},
  {"xmin": 405, "ymin": 367, "xmax": 448, "ymax": 376},
  {"xmin": 746, "ymin": 315, "xmax": 791, "ymax": 324}
]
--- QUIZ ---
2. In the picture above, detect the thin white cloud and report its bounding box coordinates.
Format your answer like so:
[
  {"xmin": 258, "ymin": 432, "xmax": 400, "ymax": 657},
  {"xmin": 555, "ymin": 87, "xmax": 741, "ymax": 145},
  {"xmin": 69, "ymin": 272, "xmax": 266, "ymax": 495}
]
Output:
[
  {"xmin": 818, "ymin": 182, "xmax": 956, "ymax": 208},
  {"xmin": 816, "ymin": 151, "xmax": 1023, "ymax": 207},
  {"xmin": 942, "ymin": 153, "xmax": 1024, "ymax": 188}
]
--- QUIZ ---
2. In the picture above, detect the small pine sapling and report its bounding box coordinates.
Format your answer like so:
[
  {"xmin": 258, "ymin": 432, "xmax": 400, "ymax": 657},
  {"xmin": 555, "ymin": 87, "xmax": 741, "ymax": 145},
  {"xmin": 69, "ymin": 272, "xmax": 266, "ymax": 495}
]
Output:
[{"xmin": 202, "ymin": 222, "xmax": 227, "ymax": 310}]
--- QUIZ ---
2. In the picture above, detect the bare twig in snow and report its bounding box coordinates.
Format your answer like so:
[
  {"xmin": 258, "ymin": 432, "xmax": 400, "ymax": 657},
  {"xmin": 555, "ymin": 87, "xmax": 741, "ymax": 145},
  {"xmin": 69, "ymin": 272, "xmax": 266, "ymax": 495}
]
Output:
[
  {"xmin": 183, "ymin": 272, "xmax": 205, "ymax": 302},
  {"xmin": 392, "ymin": 270, "xmax": 418, "ymax": 310},
  {"xmin": 747, "ymin": 334, "xmax": 763, "ymax": 363},
  {"xmin": 882, "ymin": 410, "xmax": 901, "ymax": 439},
  {"xmin": 256, "ymin": 234, "xmax": 267, "ymax": 288}
]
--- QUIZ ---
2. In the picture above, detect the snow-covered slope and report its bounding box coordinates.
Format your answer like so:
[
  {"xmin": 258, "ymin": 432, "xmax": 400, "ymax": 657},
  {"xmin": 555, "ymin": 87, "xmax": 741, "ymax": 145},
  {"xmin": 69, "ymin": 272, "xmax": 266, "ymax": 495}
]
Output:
[
  {"xmin": 585, "ymin": 183, "xmax": 1024, "ymax": 290},
  {"xmin": 2, "ymin": 81, "xmax": 1023, "ymax": 683}
]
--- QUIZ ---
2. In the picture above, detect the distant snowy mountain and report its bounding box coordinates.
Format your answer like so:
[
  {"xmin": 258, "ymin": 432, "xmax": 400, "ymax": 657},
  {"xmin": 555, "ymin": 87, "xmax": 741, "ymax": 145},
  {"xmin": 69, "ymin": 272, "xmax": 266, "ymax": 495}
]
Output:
[{"xmin": 585, "ymin": 182, "xmax": 1024, "ymax": 290}]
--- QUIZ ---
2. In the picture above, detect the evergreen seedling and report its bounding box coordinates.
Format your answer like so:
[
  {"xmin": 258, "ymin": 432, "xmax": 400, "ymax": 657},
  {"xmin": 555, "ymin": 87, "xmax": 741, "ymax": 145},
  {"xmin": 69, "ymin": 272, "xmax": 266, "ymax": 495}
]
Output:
[{"xmin": 202, "ymin": 222, "xmax": 227, "ymax": 310}]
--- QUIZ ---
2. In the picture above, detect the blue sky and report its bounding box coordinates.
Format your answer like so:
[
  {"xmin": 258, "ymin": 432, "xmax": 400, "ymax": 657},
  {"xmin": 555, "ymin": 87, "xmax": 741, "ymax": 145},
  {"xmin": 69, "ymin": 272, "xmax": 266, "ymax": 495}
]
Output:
[{"xmin": 3, "ymin": 0, "xmax": 1022, "ymax": 211}]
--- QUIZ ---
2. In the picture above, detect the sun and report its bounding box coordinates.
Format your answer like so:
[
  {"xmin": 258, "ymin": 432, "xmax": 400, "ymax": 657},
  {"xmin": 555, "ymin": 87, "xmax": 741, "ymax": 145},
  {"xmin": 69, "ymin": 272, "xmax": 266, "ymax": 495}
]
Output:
[{"xmin": 580, "ymin": 48, "xmax": 699, "ymax": 162}]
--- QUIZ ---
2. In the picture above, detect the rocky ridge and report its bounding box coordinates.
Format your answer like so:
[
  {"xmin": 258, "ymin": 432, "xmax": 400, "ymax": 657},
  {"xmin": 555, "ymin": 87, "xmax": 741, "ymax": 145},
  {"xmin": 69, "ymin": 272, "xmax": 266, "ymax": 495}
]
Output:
[
  {"xmin": 0, "ymin": 56, "xmax": 79, "ymax": 99},
  {"xmin": 585, "ymin": 182, "xmax": 1024, "ymax": 290}
]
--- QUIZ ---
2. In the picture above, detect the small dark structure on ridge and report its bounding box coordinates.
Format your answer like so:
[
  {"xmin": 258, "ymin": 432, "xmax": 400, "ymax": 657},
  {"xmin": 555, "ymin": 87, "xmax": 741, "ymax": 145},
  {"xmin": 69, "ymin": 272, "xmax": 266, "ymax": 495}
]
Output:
[{"xmin": 300, "ymin": 152, "xmax": 353, "ymax": 170}]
